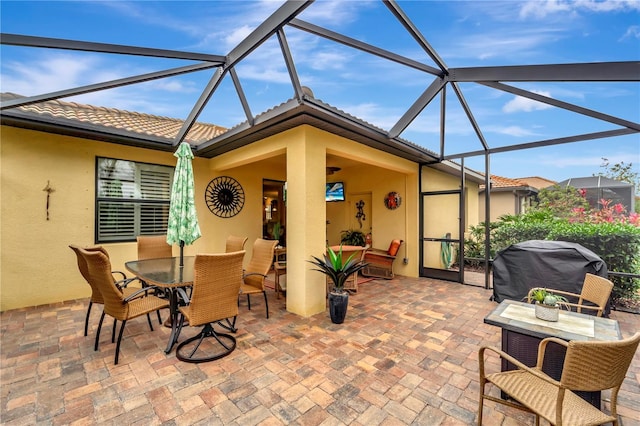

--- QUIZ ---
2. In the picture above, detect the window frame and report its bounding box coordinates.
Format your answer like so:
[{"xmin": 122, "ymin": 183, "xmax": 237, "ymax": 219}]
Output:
[{"xmin": 94, "ymin": 156, "xmax": 174, "ymax": 243}]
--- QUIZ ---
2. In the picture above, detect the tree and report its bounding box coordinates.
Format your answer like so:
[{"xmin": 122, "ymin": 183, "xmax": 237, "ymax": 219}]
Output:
[
  {"xmin": 594, "ymin": 157, "xmax": 639, "ymax": 194},
  {"xmin": 533, "ymin": 184, "xmax": 589, "ymax": 219}
]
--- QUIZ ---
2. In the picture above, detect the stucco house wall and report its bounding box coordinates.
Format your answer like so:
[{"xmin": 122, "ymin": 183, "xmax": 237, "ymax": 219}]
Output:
[{"xmin": 1, "ymin": 122, "xmax": 432, "ymax": 312}]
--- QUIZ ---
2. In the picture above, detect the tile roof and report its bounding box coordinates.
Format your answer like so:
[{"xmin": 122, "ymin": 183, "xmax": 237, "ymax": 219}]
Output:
[
  {"xmin": 1, "ymin": 93, "xmax": 227, "ymax": 145},
  {"xmin": 515, "ymin": 176, "xmax": 557, "ymax": 189},
  {"xmin": 479, "ymin": 174, "xmax": 534, "ymax": 191}
]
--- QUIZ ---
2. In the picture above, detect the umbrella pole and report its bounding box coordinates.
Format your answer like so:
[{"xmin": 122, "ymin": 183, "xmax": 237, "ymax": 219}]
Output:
[{"xmin": 179, "ymin": 240, "xmax": 184, "ymax": 267}]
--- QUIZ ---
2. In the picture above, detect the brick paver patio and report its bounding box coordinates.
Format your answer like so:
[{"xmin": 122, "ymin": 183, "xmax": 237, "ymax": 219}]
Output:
[{"xmin": 1, "ymin": 277, "xmax": 638, "ymax": 425}]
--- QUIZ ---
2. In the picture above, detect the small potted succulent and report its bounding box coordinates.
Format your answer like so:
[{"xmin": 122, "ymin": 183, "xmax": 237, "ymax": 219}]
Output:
[
  {"xmin": 528, "ymin": 288, "xmax": 568, "ymax": 322},
  {"xmin": 308, "ymin": 245, "xmax": 368, "ymax": 324}
]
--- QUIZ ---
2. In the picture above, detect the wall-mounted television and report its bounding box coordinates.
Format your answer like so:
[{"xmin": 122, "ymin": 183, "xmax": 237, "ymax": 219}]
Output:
[{"xmin": 326, "ymin": 182, "xmax": 345, "ymax": 202}]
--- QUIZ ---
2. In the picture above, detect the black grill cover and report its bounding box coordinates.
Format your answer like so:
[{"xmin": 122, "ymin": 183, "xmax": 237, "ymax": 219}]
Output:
[{"xmin": 492, "ymin": 240, "xmax": 608, "ymax": 313}]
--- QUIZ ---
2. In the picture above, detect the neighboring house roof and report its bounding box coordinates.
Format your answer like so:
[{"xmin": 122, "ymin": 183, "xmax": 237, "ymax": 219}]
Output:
[
  {"xmin": 479, "ymin": 174, "xmax": 538, "ymax": 193},
  {"xmin": 514, "ymin": 176, "xmax": 557, "ymax": 189}
]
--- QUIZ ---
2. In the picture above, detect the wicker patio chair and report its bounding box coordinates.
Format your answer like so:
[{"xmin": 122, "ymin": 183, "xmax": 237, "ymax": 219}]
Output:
[
  {"xmin": 478, "ymin": 332, "xmax": 640, "ymax": 425},
  {"xmin": 80, "ymin": 247, "xmax": 169, "ymax": 365},
  {"xmin": 225, "ymin": 235, "xmax": 248, "ymax": 253},
  {"xmin": 527, "ymin": 273, "xmax": 614, "ymax": 317},
  {"xmin": 174, "ymin": 251, "xmax": 245, "ymax": 362},
  {"xmin": 69, "ymin": 244, "xmax": 137, "ymax": 337},
  {"xmin": 137, "ymin": 235, "xmax": 173, "ymax": 259},
  {"xmin": 136, "ymin": 235, "xmax": 173, "ymax": 322},
  {"xmin": 240, "ymin": 238, "xmax": 278, "ymax": 318},
  {"xmin": 361, "ymin": 239, "xmax": 403, "ymax": 279}
]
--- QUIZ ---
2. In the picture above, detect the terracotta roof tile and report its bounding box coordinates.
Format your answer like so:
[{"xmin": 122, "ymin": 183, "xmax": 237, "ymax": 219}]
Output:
[
  {"xmin": 1, "ymin": 93, "xmax": 227, "ymax": 144},
  {"xmin": 515, "ymin": 176, "xmax": 557, "ymax": 189},
  {"xmin": 479, "ymin": 174, "xmax": 531, "ymax": 190}
]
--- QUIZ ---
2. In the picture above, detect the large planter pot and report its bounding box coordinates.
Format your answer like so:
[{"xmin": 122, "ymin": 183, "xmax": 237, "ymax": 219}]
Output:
[
  {"xmin": 535, "ymin": 302, "xmax": 559, "ymax": 322},
  {"xmin": 328, "ymin": 291, "xmax": 349, "ymax": 324}
]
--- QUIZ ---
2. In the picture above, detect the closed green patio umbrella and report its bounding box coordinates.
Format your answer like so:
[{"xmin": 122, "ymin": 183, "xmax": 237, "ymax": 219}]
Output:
[{"xmin": 167, "ymin": 142, "xmax": 201, "ymax": 266}]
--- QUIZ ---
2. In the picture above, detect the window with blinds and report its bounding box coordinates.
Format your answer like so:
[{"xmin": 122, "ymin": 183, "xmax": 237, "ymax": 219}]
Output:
[{"xmin": 96, "ymin": 157, "xmax": 173, "ymax": 242}]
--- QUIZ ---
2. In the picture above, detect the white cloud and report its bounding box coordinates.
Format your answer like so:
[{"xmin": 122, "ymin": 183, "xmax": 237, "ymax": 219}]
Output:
[
  {"xmin": 519, "ymin": 0, "xmax": 640, "ymax": 19},
  {"xmin": 520, "ymin": 0, "xmax": 572, "ymax": 19},
  {"xmin": 538, "ymin": 152, "xmax": 636, "ymax": 168},
  {"xmin": 503, "ymin": 91, "xmax": 554, "ymax": 113},
  {"xmin": 447, "ymin": 28, "xmax": 566, "ymax": 61},
  {"xmin": 484, "ymin": 125, "xmax": 540, "ymax": 137},
  {"xmin": 620, "ymin": 25, "xmax": 640, "ymax": 40},
  {"xmin": 573, "ymin": 0, "xmax": 640, "ymax": 13}
]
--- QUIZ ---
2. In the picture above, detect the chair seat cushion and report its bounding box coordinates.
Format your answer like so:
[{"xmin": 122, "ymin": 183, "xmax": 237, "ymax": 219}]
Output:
[
  {"xmin": 388, "ymin": 240, "xmax": 402, "ymax": 256},
  {"xmin": 487, "ymin": 370, "xmax": 615, "ymax": 425}
]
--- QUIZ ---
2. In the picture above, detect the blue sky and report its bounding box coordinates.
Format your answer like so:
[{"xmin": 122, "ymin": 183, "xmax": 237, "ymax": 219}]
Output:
[{"xmin": 1, "ymin": 0, "xmax": 639, "ymax": 184}]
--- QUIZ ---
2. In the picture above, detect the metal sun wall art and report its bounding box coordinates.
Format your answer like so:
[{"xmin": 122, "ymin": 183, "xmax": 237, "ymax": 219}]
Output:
[
  {"xmin": 205, "ymin": 176, "xmax": 245, "ymax": 218},
  {"xmin": 384, "ymin": 192, "xmax": 401, "ymax": 210}
]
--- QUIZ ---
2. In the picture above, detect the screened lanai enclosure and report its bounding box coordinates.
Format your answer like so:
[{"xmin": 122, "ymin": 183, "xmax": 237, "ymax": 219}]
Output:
[
  {"xmin": 558, "ymin": 176, "xmax": 636, "ymax": 213},
  {"xmin": 1, "ymin": 0, "xmax": 639, "ymax": 288}
]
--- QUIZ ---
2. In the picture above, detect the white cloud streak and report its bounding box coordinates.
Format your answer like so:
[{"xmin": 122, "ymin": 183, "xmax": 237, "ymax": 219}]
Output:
[
  {"xmin": 519, "ymin": 0, "xmax": 640, "ymax": 19},
  {"xmin": 503, "ymin": 91, "xmax": 554, "ymax": 113}
]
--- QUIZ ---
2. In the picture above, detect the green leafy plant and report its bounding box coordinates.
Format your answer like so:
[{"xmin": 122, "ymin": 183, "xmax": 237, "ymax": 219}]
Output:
[
  {"xmin": 308, "ymin": 245, "xmax": 368, "ymax": 293},
  {"xmin": 340, "ymin": 229, "xmax": 366, "ymax": 246},
  {"xmin": 528, "ymin": 288, "xmax": 568, "ymax": 308}
]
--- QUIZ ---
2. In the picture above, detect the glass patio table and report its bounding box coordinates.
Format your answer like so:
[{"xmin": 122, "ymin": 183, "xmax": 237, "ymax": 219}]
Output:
[{"xmin": 125, "ymin": 256, "xmax": 195, "ymax": 354}]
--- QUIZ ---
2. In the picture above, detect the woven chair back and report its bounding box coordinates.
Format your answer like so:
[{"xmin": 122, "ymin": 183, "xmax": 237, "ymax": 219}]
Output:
[
  {"xmin": 561, "ymin": 332, "xmax": 640, "ymax": 391},
  {"xmin": 580, "ymin": 273, "xmax": 614, "ymax": 316},
  {"xmin": 225, "ymin": 235, "xmax": 248, "ymax": 253},
  {"xmin": 244, "ymin": 239, "xmax": 278, "ymax": 289},
  {"xmin": 137, "ymin": 235, "xmax": 173, "ymax": 260},
  {"xmin": 69, "ymin": 244, "xmax": 110, "ymax": 304},
  {"xmin": 189, "ymin": 251, "xmax": 245, "ymax": 327},
  {"xmin": 80, "ymin": 248, "xmax": 129, "ymax": 320}
]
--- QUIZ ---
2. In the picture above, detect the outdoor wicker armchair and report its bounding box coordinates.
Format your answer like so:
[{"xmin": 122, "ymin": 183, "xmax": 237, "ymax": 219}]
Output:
[
  {"xmin": 478, "ymin": 332, "xmax": 640, "ymax": 425},
  {"xmin": 70, "ymin": 244, "xmax": 137, "ymax": 338},
  {"xmin": 174, "ymin": 251, "xmax": 245, "ymax": 363},
  {"xmin": 225, "ymin": 235, "xmax": 248, "ymax": 253},
  {"xmin": 137, "ymin": 235, "xmax": 173, "ymax": 260},
  {"xmin": 527, "ymin": 273, "xmax": 614, "ymax": 317},
  {"xmin": 80, "ymin": 247, "xmax": 169, "ymax": 365},
  {"xmin": 240, "ymin": 238, "xmax": 277, "ymax": 319}
]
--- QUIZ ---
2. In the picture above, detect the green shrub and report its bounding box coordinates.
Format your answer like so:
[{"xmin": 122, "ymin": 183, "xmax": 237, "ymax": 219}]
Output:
[
  {"xmin": 464, "ymin": 215, "xmax": 640, "ymax": 302},
  {"xmin": 549, "ymin": 222, "xmax": 640, "ymax": 302}
]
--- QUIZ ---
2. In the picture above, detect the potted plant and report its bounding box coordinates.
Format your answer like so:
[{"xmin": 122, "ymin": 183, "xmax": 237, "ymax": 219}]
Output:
[
  {"xmin": 340, "ymin": 229, "xmax": 366, "ymax": 247},
  {"xmin": 308, "ymin": 245, "xmax": 368, "ymax": 324},
  {"xmin": 528, "ymin": 288, "xmax": 568, "ymax": 322}
]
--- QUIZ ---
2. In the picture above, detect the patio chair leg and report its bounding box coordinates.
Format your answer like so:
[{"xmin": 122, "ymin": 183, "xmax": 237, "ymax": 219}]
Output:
[
  {"xmin": 175, "ymin": 314, "xmax": 185, "ymax": 344},
  {"xmin": 477, "ymin": 388, "xmax": 484, "ymax": 425},
  {"xmin": 217, "ymin": 317, "xmax": 237, "ymax": 333},
  {"xmin": 156, "ymin": 310, "xmax": 162, "ymax": 325},
  {"xmin": 147, "ymin": 313, "xmax": 154, "ymax": 332},
  {"xmin": 114, "ymin": 320, "xmax": 127, "ymax": 365},
  {"xmin": 111, "ymin": 319, "xmax": 117, "ymax": 343},
  {"xmin": 263, "ymin": 291, "xmax": 269, "ymax": 319},
  {"xmin": 95, "ymin": 312, "xmax": 105, "ymax": 351},
  {"xmin": 84, "ymin": 301, "xmax": 93, "ymax": 337},
  {"xmin": 247, "ymin": 294, "xmax": 251, "ymax": 310}
]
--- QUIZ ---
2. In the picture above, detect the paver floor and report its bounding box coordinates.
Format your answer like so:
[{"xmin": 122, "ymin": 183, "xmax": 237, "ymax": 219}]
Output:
[{"xmin": 1, "ymin": 276, "xmax": 638, "ymax": 425}]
